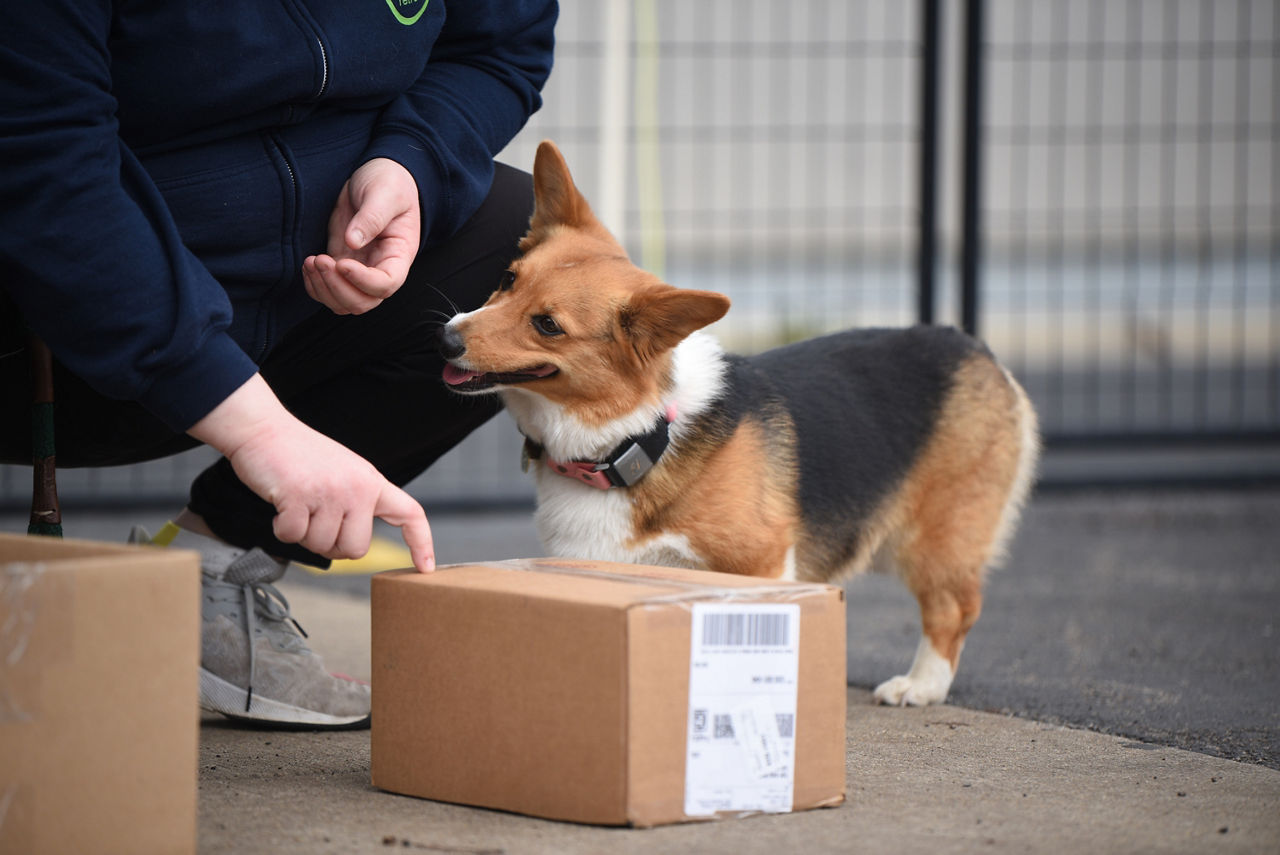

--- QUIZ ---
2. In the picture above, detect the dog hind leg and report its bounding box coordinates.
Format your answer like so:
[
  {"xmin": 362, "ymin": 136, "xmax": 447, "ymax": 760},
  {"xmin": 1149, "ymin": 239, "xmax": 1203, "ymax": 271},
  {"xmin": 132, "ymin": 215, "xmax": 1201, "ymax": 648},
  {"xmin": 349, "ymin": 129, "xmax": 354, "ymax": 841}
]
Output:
[{"xmin": 871, "ymin": 354, "xmax": 1031, "ymax": 706}]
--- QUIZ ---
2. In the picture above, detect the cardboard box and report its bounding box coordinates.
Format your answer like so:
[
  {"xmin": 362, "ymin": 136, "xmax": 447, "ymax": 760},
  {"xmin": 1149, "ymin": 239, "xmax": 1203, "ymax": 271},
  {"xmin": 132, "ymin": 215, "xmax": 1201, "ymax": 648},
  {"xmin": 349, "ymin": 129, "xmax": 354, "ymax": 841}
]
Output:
[
  {"xmin": 372, "ymin": 558, "xmax": 846, "ymax": 826},
  {"xmin": 0, "ymin": 534, "xmax": 200, "ymax": 855}
]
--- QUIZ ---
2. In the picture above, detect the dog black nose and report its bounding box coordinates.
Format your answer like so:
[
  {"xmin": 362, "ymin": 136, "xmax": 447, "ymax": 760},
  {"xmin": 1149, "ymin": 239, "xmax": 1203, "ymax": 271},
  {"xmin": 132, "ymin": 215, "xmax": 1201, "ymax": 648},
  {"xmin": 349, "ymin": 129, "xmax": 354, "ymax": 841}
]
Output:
[{"xmin": 437, "ymin": 324, "xmax": 466, "ymax": 360}]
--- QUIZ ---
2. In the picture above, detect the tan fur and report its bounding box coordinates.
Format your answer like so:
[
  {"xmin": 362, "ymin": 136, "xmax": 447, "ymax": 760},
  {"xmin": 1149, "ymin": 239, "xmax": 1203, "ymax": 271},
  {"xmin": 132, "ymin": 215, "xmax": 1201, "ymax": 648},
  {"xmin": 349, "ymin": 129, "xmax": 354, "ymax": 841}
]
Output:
[
  {"xmin": 458, "ymin": 251, "xmax": 664, "ymax": 427},
  {"xmin": 627, "ymin": 414, "xmax": 799, "ymax": 578},
  {"xmin": 451, "ymin": 144, "xmax": 728, "ymax": 429},
  {"xmin": 885, "ymin": 354, "xmax": 1034, "ymax": 669}
]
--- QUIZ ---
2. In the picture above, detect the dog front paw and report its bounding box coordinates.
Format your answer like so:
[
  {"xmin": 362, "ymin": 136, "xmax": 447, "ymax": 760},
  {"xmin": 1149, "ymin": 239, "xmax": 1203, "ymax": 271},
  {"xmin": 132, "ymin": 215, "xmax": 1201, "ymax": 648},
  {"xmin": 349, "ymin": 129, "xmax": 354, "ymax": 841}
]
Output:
[{"xmin": 873, "ymin": 674, "xmax": 949, "ymax": 707}]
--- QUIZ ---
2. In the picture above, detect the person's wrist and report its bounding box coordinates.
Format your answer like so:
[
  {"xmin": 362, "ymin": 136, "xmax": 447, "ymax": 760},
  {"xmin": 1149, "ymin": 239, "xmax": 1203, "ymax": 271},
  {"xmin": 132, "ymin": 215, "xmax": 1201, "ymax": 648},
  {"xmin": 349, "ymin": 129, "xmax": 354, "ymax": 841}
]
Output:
[{"xmin": 187, "ymin": 374, "xmax": 290, "ymax": 460}]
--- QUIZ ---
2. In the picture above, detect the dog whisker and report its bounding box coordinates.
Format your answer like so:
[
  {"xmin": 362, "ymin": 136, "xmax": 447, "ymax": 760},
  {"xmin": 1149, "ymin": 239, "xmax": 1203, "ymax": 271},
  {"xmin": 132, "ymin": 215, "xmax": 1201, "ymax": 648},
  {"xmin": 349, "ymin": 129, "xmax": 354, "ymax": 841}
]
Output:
[{"xmin": 420, "ymin": 281, "xmax": 463, "ymax": 316}]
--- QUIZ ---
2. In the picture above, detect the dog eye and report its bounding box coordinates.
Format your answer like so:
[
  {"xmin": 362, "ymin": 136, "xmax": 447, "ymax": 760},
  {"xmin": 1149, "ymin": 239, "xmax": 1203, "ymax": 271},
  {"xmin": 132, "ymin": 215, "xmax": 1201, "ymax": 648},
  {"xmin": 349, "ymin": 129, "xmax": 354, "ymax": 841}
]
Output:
[
  {"xmin": 532, "ymin": 315, "xmax": 563, "ymax": 337},
  {"xmin": 498, "ymin": 270, "xmax": 516, "ymax": 291}
]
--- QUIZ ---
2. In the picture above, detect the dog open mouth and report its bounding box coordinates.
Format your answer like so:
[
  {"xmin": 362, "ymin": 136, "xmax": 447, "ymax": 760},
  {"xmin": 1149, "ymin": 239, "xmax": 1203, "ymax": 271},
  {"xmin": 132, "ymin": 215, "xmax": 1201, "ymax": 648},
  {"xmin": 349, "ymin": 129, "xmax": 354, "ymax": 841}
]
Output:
[{"xmin": 442, "ymin": 362, "xmax": 558, "ymax": 392}]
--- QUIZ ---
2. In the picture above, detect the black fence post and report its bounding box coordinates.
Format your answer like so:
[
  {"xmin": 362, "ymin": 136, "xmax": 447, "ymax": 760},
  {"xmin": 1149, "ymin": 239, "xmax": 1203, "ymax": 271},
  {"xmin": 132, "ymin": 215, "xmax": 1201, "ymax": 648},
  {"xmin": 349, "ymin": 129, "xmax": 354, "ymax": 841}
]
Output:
[
  {"xmin": 917, "ymin": 0, "xmax": 942, "ymax": 326},
  {"xmin": 960, "ymin": 0, "xmax": 984, "ymax": 337}
]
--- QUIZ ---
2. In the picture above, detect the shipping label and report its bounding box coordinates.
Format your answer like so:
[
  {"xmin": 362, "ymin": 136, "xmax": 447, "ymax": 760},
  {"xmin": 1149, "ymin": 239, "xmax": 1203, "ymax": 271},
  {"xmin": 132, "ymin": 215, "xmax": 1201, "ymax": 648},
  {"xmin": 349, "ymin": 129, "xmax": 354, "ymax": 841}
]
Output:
[{"xmin": 684, "ymin": 602, "xmax": 800, "ymax": 816}]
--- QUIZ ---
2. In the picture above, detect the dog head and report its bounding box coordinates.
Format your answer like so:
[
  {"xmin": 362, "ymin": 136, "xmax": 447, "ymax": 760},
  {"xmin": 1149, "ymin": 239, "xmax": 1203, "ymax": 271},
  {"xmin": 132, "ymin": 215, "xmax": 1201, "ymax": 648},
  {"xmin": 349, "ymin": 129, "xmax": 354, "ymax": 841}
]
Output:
[{"xmin": 439, "ymin": 140, "xmax": 730, "ymax": 429}]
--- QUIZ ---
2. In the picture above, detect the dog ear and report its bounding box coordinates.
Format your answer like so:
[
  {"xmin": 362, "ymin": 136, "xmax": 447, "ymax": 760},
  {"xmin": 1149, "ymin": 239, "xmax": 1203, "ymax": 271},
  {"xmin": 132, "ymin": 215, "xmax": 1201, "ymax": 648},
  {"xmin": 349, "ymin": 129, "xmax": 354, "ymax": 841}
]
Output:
[
  {"xmin": 520, "ymin": 140, "xmax": 615, "ymax": 251},
  {"xmin": 621, "ymin": 287, "xmax": 731, "ymax": 362}
]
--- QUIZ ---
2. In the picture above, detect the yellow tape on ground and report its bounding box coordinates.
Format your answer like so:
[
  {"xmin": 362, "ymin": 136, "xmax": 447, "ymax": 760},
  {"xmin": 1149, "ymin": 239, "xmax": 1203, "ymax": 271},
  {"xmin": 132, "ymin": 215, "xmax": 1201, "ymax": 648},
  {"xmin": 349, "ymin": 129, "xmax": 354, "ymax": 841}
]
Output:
[{"xmin": 296, "ymin": 535, "xmax": 414, "ymax": 575}]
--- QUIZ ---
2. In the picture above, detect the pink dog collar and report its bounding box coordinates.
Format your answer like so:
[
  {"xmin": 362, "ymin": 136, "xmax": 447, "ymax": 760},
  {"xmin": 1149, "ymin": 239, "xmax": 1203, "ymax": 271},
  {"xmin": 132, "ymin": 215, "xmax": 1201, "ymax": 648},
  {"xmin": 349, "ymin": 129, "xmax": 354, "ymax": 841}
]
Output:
[
  {"xmin": 546, "ymin": 460, "xmax": 615, "ymax": 491},
  {"xmin": 523, "ymin": 404, "xmax": 677, "ymax": 490}
]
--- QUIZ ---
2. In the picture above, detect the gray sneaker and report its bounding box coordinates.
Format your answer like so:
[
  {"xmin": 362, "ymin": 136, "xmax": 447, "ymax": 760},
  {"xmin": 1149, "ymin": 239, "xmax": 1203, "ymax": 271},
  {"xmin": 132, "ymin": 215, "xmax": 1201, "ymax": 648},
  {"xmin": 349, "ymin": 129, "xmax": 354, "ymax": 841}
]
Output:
[{"xmin": 130, "ymin": 525, "xmax": 371, "ymax": 729}]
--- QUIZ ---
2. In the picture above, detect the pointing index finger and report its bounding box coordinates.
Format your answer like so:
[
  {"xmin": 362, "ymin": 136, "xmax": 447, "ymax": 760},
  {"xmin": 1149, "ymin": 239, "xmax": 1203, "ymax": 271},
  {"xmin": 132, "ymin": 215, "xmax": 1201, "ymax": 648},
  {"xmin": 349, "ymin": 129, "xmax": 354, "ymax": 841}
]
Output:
[{"xmin": 375, "ymin": 484, "xmax": 435, "ymax": 573}]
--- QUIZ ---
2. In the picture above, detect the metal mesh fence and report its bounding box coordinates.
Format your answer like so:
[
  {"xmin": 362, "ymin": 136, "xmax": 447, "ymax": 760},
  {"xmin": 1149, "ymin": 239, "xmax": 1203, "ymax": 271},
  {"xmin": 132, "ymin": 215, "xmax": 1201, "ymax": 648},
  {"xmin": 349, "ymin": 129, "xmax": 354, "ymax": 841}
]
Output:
[
  {"xmin": 2, "ymin": 0, "xmax": 1275, "ymax": 510},
  {"xmin": 981, "ymin": 0, "xmax": 1278, "ymax": 440}
]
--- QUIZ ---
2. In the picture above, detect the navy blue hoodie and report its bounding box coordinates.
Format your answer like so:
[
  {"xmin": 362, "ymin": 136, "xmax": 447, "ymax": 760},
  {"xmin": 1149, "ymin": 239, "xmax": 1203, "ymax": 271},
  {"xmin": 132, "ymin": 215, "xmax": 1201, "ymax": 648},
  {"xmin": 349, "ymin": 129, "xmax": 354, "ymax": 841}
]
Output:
[{"xmin": 0, "ymin": 0, "xmax": 556, "ymax": 431}]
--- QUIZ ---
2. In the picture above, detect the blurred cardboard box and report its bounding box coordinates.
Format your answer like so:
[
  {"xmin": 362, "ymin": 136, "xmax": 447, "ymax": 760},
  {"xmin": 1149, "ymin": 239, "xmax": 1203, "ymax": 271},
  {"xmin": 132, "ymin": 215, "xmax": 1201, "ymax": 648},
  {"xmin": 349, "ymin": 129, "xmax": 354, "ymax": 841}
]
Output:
[
  {"xmin": 0, "ymin": 534, "xmax": 200, "ymax": 855},
  {"xmin": 372, "ymin": 558, "xmax": 846, "ymax": 826}
]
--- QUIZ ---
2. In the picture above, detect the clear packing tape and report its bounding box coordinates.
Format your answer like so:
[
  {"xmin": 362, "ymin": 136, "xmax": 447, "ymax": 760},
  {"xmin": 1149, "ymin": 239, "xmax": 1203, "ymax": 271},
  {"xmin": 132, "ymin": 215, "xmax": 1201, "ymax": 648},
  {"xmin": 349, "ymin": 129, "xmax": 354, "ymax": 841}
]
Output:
[
  {"xmin": 455, "ymin": 556, "xmax": 841, "ymax": 608},
  {"xmin": 0, "ymin": 562, "xmax": 46, "ymax": 725},
  {"xmin": 0, "ymin": 559, "xmax": 75, "ymax": 723},
  {"xmin": 1, "ymin": 562, "xmax": 50, "ymax": 842}
]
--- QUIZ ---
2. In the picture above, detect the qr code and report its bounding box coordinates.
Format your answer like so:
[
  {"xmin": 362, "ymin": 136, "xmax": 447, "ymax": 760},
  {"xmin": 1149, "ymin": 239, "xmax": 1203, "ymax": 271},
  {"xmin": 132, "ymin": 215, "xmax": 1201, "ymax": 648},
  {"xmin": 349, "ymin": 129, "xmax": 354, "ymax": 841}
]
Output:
[
  {"xmin": 775, "ymin": 713, "xmax": 795, "ymax": 738},
  {"xmin": 713, "ymin": 714, "xmax": 735, "ymax": 739},
  {"xmin": 692, "ymin": 709, "xmax": 708, "ymax": 734}
]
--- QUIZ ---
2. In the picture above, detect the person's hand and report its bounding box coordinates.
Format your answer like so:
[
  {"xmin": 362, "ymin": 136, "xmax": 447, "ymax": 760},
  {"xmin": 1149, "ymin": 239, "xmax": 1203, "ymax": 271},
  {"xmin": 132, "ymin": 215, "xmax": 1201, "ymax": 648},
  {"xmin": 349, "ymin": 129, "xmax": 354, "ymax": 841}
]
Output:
[
  {"xmin": 189, "ymin": 374, "xmax": 435, "ymax": 572},
  {"xmin": 303, "ymin": 157, "xmax": 421, "ymax": 315}
]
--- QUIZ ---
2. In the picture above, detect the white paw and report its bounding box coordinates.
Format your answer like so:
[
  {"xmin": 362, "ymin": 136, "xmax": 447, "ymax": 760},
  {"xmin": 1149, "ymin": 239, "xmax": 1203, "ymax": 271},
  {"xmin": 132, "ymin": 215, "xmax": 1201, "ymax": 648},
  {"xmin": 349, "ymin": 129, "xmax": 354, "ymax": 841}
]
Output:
[
  {"xmin": 872, "ymin": 637, "xmax": 955, "ymax": 706},
  {"xmin": 873, "ymin": 674, "xmax": 948, "ymax": 707}
]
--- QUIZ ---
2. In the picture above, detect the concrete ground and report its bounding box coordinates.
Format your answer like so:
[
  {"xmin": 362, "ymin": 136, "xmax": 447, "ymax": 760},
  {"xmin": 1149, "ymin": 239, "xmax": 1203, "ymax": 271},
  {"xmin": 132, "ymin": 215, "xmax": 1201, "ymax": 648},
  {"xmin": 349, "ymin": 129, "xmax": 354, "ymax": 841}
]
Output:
[
  {"xmin": 202, "ymin": 575, "xmax": 1280, "ymax": 855},
  {"xmin": 848, "ymin": 488, "xmax": 1280, "ymax": 769},
  {"xmin": 4, "ymin": 488, "xmax": 1279, "ymax": 853}
]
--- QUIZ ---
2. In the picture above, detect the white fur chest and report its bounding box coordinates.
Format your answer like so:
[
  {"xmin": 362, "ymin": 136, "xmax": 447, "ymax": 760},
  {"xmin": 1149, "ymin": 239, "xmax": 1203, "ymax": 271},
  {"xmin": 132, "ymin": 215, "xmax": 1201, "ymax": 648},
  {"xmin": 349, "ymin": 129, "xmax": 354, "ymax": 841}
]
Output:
[
  {"xmin": 506, "ymin": 332, "xmax": 730, "ymax": 571},
  {"xmin": 530, "ymin": 465, "xmax": 705, "ymax": 569}
]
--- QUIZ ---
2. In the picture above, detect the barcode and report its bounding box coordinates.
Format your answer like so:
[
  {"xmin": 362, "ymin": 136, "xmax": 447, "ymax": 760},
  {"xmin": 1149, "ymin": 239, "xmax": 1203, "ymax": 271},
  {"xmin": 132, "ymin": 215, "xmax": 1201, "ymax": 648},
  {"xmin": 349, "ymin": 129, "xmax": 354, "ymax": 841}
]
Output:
[{"xmin": 701, "ymin": 612, "xmax": 790, "ymax": 647}]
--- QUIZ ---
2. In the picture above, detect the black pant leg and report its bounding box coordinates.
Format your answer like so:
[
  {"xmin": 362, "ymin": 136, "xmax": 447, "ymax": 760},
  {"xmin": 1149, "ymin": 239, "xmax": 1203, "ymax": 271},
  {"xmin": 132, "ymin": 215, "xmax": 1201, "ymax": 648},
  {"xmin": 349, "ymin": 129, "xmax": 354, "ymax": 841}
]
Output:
[{"xmin": 0, "ymin": 298, "xmax": 201, "ymax": 467}]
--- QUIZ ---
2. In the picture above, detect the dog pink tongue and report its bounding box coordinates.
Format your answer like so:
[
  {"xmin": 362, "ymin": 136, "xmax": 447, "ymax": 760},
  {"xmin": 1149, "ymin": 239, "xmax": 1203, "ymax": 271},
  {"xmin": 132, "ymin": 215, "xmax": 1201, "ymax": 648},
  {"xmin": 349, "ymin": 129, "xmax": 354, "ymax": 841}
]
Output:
[{"xmin": 442, "ymin": 364, "xmax": 480, "ymax": 386}]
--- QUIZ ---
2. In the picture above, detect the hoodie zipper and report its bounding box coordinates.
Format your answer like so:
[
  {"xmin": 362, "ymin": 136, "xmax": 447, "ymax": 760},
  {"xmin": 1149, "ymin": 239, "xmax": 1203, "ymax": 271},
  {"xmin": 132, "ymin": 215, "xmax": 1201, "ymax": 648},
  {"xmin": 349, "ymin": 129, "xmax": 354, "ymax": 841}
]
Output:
[
  {"xmin": 257, "ymin": 131, "xmax": 303, "ymax": 361},
  {"xmin": 282, "ymin": 0, "xmax": 330, "ymax": 102},
  {"xmin": 314, "ymin": 37, "xmax": 329, "ymax": 100}
]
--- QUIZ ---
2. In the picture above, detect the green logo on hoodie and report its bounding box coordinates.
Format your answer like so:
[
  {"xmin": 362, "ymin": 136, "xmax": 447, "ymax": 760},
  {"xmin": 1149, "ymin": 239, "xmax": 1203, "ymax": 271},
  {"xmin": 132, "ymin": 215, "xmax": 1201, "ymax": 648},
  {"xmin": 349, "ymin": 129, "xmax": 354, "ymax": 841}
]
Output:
[{"xmin": 386, "ymin": 0, "xmax": 429, "ymax": 25}]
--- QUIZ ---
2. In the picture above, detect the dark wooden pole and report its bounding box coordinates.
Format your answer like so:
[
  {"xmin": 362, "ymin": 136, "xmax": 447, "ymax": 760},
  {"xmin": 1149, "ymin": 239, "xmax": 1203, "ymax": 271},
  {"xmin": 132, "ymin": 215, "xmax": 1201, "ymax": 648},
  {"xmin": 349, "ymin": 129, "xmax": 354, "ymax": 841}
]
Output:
[{"xmin": 28, "ymin": 334, "xmax": 62, "ymax": 537}]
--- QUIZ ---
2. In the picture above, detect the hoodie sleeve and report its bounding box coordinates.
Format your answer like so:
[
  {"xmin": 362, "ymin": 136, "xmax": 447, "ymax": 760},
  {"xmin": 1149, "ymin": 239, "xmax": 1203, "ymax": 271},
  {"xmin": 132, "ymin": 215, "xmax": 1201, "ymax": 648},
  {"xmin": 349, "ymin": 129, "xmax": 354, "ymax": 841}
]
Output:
[
  {"xmin": 0, "ymin": 2, "xmax": 257, "ymax": 433},
  {"xmin": 362, "ymin": 0, "xmax": 558, "ymax": 248}
]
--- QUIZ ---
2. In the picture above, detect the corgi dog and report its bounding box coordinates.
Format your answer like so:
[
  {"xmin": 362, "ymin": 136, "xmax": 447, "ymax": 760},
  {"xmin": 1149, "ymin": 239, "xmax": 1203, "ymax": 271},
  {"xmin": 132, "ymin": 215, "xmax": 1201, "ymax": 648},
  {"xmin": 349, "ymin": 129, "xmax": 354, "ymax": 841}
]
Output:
[{"xmin": 439, "ymin": 141, "xmax": 1039, "ymax": 706}]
